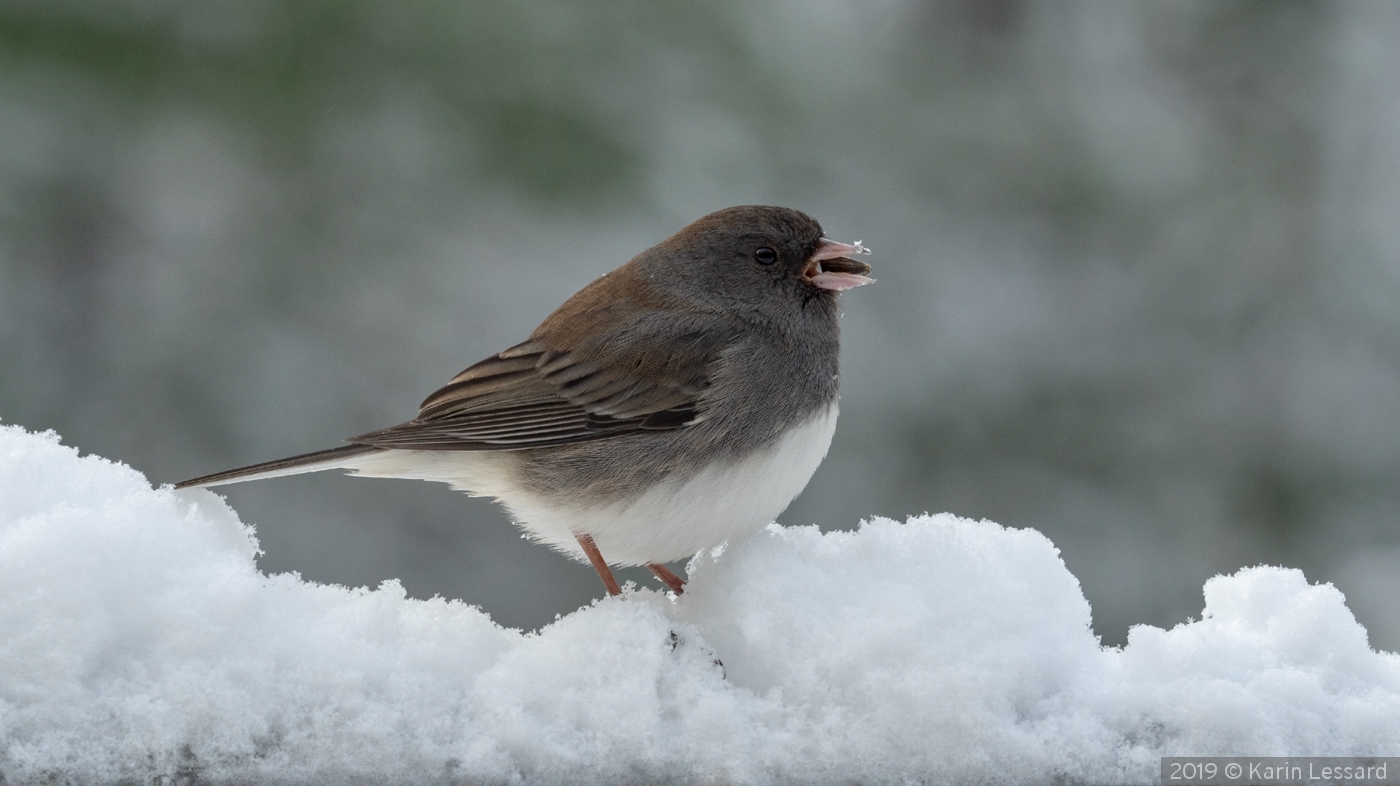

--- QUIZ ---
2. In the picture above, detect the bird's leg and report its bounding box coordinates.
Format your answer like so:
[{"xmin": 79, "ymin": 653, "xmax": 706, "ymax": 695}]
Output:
[
  {"xmin": 576, "ymin": 533, "xmax": 621, "ymax": 596},
  {"xmin": 647, "ymin": 563, "xmax": 686, "ymax": 595}
]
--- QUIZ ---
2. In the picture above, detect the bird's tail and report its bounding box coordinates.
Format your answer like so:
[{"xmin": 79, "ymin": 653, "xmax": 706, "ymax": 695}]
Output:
[{"xmin": 174, "ymin": 444, "xmax": 384, "ymax": 489}]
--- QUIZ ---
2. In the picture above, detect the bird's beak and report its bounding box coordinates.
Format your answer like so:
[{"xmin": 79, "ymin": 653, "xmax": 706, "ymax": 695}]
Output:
[{"xmin": 804, "ymin": 238, "xmax": 874, "ymax": 291}]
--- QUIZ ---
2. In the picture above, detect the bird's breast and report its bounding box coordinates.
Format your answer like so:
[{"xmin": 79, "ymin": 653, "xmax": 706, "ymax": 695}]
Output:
[{"xmin": 504, "ymin": 402, "xmax": 840, "ymax": 565}]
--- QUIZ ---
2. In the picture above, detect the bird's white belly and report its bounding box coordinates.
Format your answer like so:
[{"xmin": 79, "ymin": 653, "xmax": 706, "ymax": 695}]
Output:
[
  {"xmin": 519, "ymin": 404, "xmax": 838, "ymax": 565},
  {"xmin": 345, "ymin": 404, "xmax": 839, "ymax": 566}
]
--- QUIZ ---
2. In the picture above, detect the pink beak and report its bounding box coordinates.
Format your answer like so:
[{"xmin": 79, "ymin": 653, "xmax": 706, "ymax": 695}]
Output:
[{"xmin": 805, "ymin": 238, "xmax": 874, "ymax": 291}]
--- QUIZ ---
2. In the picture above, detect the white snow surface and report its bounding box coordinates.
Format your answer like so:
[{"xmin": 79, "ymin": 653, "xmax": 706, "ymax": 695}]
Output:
[{"xmin": 2, "ymin": 424, "xmax": 1398, "ymax": 785}]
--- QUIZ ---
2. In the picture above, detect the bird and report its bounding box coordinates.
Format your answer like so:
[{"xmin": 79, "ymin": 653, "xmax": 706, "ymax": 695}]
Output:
[{"xmin": 176, "ymin": 205, "xmax": 873, "ymax": 597}]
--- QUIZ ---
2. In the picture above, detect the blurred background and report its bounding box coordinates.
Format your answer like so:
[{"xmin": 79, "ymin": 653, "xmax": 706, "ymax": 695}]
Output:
[{"xmin": 3, "ymin": 0, "xmax": 1398, "ymax": 648}]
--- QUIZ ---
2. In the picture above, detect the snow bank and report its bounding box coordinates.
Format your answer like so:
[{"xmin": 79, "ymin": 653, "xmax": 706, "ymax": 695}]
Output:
[{"xmin": 2, "ymin": 424, "xmax": 1398, "ymax": 785}]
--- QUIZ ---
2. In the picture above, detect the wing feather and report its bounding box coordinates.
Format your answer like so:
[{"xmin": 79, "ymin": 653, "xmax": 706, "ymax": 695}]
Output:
[{"xmin": 351, "ymin": 311, "xmax": 736, "ymax": 452}]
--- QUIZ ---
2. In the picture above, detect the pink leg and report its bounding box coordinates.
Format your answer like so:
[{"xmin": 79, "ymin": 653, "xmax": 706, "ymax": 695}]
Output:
[
  {"xmin": 647, "ymin": 563, "xmax": 686, "ymax": 595},
  {"xmin": 576, "ymin": 533, "xmax": 621, "ymax": 596}
]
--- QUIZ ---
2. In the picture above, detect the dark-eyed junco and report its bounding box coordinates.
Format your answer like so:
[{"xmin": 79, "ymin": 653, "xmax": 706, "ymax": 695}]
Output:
[{"xmin": 177, "ymin": 205, "xmax": 873, "ymax": 596}]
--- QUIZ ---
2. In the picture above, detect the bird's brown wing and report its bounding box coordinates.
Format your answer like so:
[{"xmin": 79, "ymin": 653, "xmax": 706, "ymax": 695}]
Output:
[{"xmin": 349, "ymin": 310, "xmax": 737, "ymax": 451}]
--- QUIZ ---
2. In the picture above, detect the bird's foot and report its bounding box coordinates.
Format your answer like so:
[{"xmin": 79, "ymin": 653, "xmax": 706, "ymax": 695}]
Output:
[
  {"xmin": 575, "ymin": 533, "xmax": 621, "ymax": 596},
  {"xmin": 647, "ymin": 563, "xmax": 686, "ymax": 594}
]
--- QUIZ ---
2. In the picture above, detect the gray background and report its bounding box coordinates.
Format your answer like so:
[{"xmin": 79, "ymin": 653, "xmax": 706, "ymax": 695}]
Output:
[{"xmin": 3, "ymin": 0, "xmax": 1398, "ymax": 648}]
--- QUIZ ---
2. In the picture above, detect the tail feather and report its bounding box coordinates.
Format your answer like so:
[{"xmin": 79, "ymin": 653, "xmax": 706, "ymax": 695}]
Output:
[{"xmin": 175, "ymin": 444, "xmax": 384, "ymax": 489}]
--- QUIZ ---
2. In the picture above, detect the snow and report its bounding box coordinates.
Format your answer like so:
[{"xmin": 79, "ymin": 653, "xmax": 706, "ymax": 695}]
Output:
[{"xmin": 2, "ymin": 424, "xmax": 1398, "ymax": 785}]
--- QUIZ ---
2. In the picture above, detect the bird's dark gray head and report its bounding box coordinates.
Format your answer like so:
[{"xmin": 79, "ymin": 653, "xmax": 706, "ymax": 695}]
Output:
[{"xmin": 636, "ymin": 205, "xmax": 873, "ymax": 319}]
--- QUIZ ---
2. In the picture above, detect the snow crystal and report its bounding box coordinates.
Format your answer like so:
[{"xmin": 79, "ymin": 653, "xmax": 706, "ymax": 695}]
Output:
[{"xmin": 2, "ymin": 424, "xmax": 1398, "ymax": 784}]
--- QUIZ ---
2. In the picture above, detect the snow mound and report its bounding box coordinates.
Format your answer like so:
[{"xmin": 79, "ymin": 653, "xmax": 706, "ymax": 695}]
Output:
[{"xmin": 2, "ymin": 424, "xmax": 1398, "ymax": 785}]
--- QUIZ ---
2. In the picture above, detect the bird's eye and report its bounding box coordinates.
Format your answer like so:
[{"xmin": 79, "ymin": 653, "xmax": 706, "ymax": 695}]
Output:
[{"xmin": 754, "ymin": 247, "xmax": 778, "ymax": 265}]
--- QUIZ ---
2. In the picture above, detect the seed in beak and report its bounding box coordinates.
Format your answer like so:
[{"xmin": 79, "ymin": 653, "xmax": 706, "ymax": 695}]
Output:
[{"xmin": 805, "ymin": 240, "xmax": 874, "ymax": 291}]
